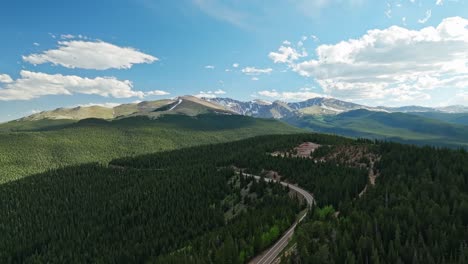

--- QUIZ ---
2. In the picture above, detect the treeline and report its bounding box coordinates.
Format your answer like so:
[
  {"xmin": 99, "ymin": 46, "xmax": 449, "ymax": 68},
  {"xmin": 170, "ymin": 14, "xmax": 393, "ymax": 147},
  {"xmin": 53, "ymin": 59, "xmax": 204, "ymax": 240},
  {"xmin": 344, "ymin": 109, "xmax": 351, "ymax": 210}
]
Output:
[{"xmin": 292, "ymin": 143, "xmax": 468, "ymax": 264}]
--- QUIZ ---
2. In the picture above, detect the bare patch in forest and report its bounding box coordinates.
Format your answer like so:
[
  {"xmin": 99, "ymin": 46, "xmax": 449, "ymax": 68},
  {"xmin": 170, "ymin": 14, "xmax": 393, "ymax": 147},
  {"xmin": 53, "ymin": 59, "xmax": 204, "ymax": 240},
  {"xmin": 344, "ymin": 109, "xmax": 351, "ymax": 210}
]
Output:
[{"xmin": 271, "ymin": 142, "xmax": 321, "ymax": 158}]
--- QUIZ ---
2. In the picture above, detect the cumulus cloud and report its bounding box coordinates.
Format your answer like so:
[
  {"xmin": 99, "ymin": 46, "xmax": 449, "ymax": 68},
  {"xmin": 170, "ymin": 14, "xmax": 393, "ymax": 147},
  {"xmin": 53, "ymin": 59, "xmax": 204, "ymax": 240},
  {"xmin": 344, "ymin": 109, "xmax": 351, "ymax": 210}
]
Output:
[
  {"xmin": 252, "ymin": 77, "xmax": 259, "ymax": 81},
  {"xmin": 145, "ymin": 90, "xmax": 170, "ymax": 96},
  {"xmin": 0, "ymin": 71, "xmax": 168, "ymax": 101},
  {"xmin": 436, "ymin": 0, "xmax": 443, "ymax": 5},
  {"xmin": 232, "ymin": 63, "xmax": 239, "ymax": 68},
  {"xmin": 258, "ymin": 90, "xmax": 279, "ymax": 97},
  {"xmin": 23, "ymin": 40, "xmax": 158, "ymax": 70},
  {"xmin": 284, "ymin": 17, "xmax": 468, "ymax": 102},
  {"xmin": 241, "ymin": 67, "xmax": 273, "ymax": 75},
  {"xmin": 0, "ymin": 74, "xmax": 13, "ymax": 83},
  {"xmin": 77, "ymin": 102, "xmax": 121, "ymax": 108},
  {"xmin": 258, "ymin": 89, "xmax": 324, "ymax": 101},
  {"xmin": 269, "ymin": 46, "xmax": 307, "ymax": 64},
  {"xmin": 205, "ymin": 65, "xmax": 215, "ymax": 69},
  {"xmin": 195, "ymin": 89, "xmax": 226, "ymax": 98}
]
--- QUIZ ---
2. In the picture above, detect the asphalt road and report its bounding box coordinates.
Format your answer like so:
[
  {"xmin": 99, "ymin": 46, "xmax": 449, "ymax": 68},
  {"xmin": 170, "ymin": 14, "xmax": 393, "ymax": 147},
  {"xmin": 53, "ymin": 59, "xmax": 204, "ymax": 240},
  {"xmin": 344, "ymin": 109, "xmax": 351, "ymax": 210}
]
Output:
[{"xmin": 242, "ymin": 173, "xmax": 315, "ymax": 264}]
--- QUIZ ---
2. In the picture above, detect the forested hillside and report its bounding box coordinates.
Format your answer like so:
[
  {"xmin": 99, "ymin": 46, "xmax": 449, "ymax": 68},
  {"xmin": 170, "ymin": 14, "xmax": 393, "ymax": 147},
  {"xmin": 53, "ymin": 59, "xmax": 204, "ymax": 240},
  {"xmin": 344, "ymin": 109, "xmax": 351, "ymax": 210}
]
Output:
[
  {"xmin": 0, "ymin": 133, "xmax": 367, "ymax": 262},
  {"xmin": 292, "ymin": 143, "xmax": 468, "ymax": 264},
  {"xmin": 287, "ymin": 110, "xmax": 468, "ymax": 148},
  {"xmin": 0, "ymin": 163, "xmax": 299, "ymax": 263},
  {"xmin": 0, "ymin": 114, "xmax": 301, "ymax": 183},
  {"xmin": 1, "ymin": 132, "xmax": 466, "ymax": 263}
]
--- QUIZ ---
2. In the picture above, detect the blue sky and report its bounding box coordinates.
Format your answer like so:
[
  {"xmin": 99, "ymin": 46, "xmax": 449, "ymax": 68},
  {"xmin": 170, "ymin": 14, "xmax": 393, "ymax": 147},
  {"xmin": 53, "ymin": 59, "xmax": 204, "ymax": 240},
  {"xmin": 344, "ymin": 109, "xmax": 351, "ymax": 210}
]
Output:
[{"xmin": 0, "ymin": 0, "xmax": 467, "ymax": 122}]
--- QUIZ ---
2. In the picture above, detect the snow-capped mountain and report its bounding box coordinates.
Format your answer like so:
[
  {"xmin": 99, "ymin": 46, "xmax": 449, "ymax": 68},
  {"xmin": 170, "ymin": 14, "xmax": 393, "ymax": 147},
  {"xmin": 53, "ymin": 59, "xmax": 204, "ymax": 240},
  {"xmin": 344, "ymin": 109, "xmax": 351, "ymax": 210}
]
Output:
[
  {"xmin": 207, "ymin": 97, "xmax": 468, "ymax": 119},
  {"xmin": 207, "ymin": 97, "xmax": 382, "ymax": 118}
]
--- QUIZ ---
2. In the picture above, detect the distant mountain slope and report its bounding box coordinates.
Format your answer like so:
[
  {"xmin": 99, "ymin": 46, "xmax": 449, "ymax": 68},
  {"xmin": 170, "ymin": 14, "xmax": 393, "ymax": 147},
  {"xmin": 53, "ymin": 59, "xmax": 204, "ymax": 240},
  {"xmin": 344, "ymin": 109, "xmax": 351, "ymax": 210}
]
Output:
[
  {"xmin": 19, "ymin": 96, "xmax": 234, "ymax": 124},
  {"xmin": 0, "ymin": 114, "xmax": 302, "ymax": 183},
  {"xmin": 287, "ymin": 109, "xmax": 468, "ymax": 148},
  {"xmin": 23, "ymin": 105, "xmax": 115, "ymax": 121},
  {"xmin": 7, "ymin": 96, "xmax": 468, "ymax": 148},
  {"xmin": 408, "ymin": 111, "xmax": 468, "ymax": 126},
  {"xmin": 207, "ymin": 97, "xmax": 380, "ymax": 118},
  {"xmin": 209, "ymin": 97, "xmax": 468, "ymax": 117}
]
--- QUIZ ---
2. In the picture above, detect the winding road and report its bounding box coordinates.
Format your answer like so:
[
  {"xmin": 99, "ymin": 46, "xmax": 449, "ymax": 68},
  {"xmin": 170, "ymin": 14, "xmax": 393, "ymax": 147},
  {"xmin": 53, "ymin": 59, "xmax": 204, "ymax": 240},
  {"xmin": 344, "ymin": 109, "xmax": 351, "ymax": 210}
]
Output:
[{"xmin": 241, "ymin": 173, "xmax": 315, "ymax": 264}]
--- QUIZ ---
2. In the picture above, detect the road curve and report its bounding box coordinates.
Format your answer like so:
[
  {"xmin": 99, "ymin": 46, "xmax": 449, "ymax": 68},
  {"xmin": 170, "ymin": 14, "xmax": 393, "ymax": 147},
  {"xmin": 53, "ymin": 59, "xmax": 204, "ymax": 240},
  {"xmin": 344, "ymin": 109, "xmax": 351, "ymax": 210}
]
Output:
[{"xmin": 241, "ymin": 173, "xmax": 315, "ymax": 264}]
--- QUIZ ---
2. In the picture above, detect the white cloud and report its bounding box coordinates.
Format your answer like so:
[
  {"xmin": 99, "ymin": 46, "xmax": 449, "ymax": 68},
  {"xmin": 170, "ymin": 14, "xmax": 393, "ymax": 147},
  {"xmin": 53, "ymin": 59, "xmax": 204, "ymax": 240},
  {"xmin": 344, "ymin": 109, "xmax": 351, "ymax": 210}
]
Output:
[
  {"xmin": 252, "ymin": 77, "xmax": 259, "ymax": 81},
  {"xmin": 418, "ymin": 10, "xmax": 432, "ymax": 24},
  {"xmin": 23, "ymin": 40, "xmax": 158, "ymax": 70},
  {"xmin": 0, "ymin": 71, "xmax": 167, "ymax": 101},
  {"xmin": 60, "ymin": 34, "xmax": 75, "ymax": 39},
  {"xmin": 283, "ymin": 40, "xmax": 292, "ymax": 45},
  {"xmin": 232, "ymin": 63, "xmax": 239, "ymax": 68},
  {"xmin": 225, "ymin": 69, "xmax": 231, "ymax": 72},
  {"xmin": 195, "ymin": 89, "xmax": 226, "ymax": 98},
  {"xmin": 214, "ymin": 89, "xmax": 226, "ymax": 94},
  {"xmin": 33, "ymin": 42, "xmax": 40, "ymax": 46},
  {"xmin": 0, "ymin": 74, "xmax": 13, "ymax": 83},
  {"xmin": 288, "ymin": 17, "xmax": 468, "ymax": 103},
  {"xmin": 258, "ymin": 89, "xmax": 324, "ymax": 101},
  {"xmin": 269, "ymin": 46, "xmax": 307, "ymax": 64},
  {"xmin": 205, "ymin": 65, "xmax": 215, "ymax": 69},
  {"xmin": 385, "ymin": 3, "xmax": 392, "ymax": 18},
  {"xmin": 310, "ymin": 35, "xmax": 319, "ymax": 42},
  {"xmin": 241, "ymin": 67, "xmax": 273, "ymax": 75},
  {"xmin": 77, "ymin": 102, "xmax": 121, "ymax": 108},
  {"xmin": 145, "ymin": 90, "xmax": 170, "ymax": 96},
  {"xmin": 436, "ymin": 0, "xmax": 443, "ymax": 5},
  {"xmin": 258, "ymin": 90, "xmax": 279, "ymax": 97}
]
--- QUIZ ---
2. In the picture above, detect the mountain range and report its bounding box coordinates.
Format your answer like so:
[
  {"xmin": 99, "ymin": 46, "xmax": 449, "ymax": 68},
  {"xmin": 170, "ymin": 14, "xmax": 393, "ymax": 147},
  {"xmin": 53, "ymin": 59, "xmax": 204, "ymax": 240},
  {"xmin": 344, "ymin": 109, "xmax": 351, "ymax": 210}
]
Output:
[
  {"xmin": 18, "ymin": 96, "xmax": 468, "ymax": 122},
  {"xmin": 5, "ymin": 95, "xmax": 468, "ymax": 148}
]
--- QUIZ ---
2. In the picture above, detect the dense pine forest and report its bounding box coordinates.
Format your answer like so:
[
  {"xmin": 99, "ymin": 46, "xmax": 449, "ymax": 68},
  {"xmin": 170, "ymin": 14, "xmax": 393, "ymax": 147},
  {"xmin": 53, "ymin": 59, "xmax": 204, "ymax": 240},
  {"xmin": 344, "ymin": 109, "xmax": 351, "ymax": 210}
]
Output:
[
  {"xmin": 0, "ymin": 132, "xmax": 467, "ymax": 263},
  {"xmin": 0, "ymin": 114, "xmax": 301, "ymax": 183},
  {"xmin": 292, "ymin": 143, "xmax": 468, "ymax": 264},
  {"xmin": 0, "ymin": 163, "xmax": 299, "ymax": 263}
]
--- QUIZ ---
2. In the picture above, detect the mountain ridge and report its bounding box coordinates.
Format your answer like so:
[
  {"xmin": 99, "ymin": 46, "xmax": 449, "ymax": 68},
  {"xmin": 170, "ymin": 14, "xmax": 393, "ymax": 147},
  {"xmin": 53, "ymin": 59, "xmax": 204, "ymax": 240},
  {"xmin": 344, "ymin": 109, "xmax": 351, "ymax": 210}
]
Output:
[{"xmin": 16, "ymin": 96, "xmax": 468, "ymax": 123}]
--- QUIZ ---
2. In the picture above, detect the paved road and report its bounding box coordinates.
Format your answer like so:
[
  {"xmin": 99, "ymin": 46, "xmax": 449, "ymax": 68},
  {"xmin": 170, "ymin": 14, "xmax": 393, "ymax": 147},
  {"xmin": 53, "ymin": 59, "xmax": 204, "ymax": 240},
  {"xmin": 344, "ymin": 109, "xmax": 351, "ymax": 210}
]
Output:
[{"xmin": 241, "ymin": 173, "xmax": 315, "ymax": 264}]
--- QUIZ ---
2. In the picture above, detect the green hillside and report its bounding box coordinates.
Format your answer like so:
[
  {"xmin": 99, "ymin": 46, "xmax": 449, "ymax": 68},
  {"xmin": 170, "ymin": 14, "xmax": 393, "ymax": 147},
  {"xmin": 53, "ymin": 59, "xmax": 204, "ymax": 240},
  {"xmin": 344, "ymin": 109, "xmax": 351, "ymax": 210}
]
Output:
[
  {"xmin": 0, "ymin": 114, "xmax": 302, "ymax": 184},
  {"xmin": 288, "ymin": 109, "xmax": 468, "ymax": 148},
  {"xmin": 0, "ymin": 133, "xmax": 365, "ymax": 262},
  {"xmin": 17, "ymin": 96, "xmax": 234, "ymax": 123},
  {"xmin": 1, "ymin": 133, "xmax": 466, "ymax": 262},
  {"xmin": 409, "ymin": 111, "xmax": 468, "ymax": 126}
]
